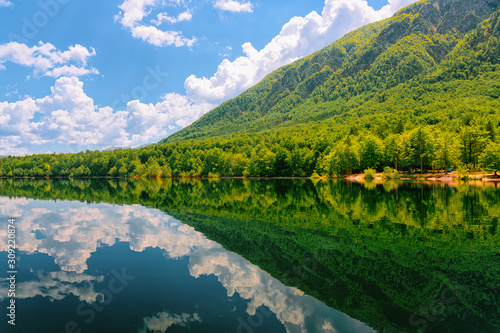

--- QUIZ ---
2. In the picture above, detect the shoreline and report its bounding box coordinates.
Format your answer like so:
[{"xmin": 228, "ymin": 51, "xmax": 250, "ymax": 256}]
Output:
[
  {"xmin": 343, "ymin": 172, "xmax": 500, "ymax": 188},
  {"xmin": 1, "ymin": 172, "xmax": 499, "ymax": 182}
]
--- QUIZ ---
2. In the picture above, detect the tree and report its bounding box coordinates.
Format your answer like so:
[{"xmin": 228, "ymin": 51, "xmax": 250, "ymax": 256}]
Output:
[
  {"xmin": 160, "ymin": 164, "xmax": 172, "ymax": 178},
  {"xmin": 72, "ymin": 165, "xmax": 90, "ymax": 177},
  {"xmin": 359, "ymin": 134, "xmax": 383, "ymax": 170},
  {"xmin": 145, "ymin": 160, "xmax": 161, "ymax": 178},
  {"xmin": 383, "ymin": 134, "xmax": 402, "ymax": 170},
  {"xmin": 128, "ymin": 160, "xmax": 144, "ymax": 177},
  {"xmin": 108, "ymin": 166, "xmax": 118, "ymax": 177},
  {"xmin": 434, "ymin": 132, "xmax": 459, "ymax": 171},
  {"xmin": 485, "ymin": 120, "xmax": 496, "ymax": 142},
  {"xmin": 274, "ymin": 148, "xmax": 291, "ymax": 176},
  {"xmin": 118, "ymin": 166, "xmax": 128, "ymax": 177},
  {"xmin": 255, "ymin": 149, "xmax": 276, "ymax": 176},
  {"xmin": 168, "ymin": 149, "xmax": 182, "ymax": 176},
  {"xmin": 325, "ymin": 137, "xmax": 360, "ymax": 176},
  {"xmin": 43, "ymin": 163, "xmax": 51, "ymax": 177},
  {"xmin": 230, "ymin": 153, "xmax": 248, "ymax": 177},
  {"xmin": 409, "ymin": 127, "xmax": 434, "ymax": 172},
  {"xmin": 459, "ymin": 125, "xmax": 488, "ymax": 167},
  {"xmin": 394, "ymin": 119, "xmax": 405, "ymax": 134},
  {"xmin": 90, "ymin": 158, "xmax": 109, "ymax": 176},
  {"xmin": 202, "ymin": 148, "xmax": 223, "ymax": 176},
  {"xmin": 287, "ymin": 148, "xmax": 314, "ymax": 177},
  {"xmin": 479, "ymin": 142, "xmax": 500, "ymax": 177}
]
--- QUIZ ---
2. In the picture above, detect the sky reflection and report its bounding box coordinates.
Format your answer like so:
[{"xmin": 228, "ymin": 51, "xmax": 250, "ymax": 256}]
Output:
[{"xmin": 0, "ymin": 196, "xmax": 375, "ymax": 333}]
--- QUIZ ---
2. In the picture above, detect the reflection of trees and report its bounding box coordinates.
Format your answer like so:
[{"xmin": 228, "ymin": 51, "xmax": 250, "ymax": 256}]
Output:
[
  {"xmin": 0, "ymin": 178, "xmax": 498, "ymax": 246},
  {"xmin": 0, "ymin": 178, "xmax": 499, "ymax": 332}
]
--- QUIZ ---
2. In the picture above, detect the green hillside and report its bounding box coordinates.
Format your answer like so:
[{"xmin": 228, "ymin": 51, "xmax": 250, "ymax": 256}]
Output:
[{"xmin": 163, "ymin": 0, "xmax": 500, "ymax": 144}]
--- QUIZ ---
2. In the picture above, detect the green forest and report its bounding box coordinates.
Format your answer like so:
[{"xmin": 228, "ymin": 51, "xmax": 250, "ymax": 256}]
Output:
[
  {"xmin": 0, "ymin": 178, "xmax": 498, "ymax": 333},
  {"xmin": 0, "ymin": 121, "xmax": 498, "ymax": 178},
  {"xmin": 1, "ymin": 0, "xmax": 500, "ymax": 178}
]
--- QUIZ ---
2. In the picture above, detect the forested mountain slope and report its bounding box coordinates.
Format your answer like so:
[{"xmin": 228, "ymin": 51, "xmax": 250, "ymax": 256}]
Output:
[{"xmin": 162, "ymin": 0, "xmax": 500, "ymax": 144}]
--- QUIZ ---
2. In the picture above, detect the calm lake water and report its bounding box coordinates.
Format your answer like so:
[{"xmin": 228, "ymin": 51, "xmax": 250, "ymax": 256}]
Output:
[{"xmin": 0, "ymin": 178, "xmax": 499, "ymax": 333}]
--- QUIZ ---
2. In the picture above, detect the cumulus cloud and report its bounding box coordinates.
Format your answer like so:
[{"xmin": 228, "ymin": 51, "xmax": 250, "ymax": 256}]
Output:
[
  {"xmin": 32, "ymin": 77, "xmax": 130, "ymax": 150},
  {"xmin": 0, "ymin": 98, "xmax": 37, "ymax": 134},
  {"xmin": 0, "ymin": 137, "xmax": 30, "ymax": 155},
  {"xmin": 214, "ymin": 0, "xmax": 253, "ymax": 13},
  {"xmin": 139, "ymin": 311, "xmax": 202, "ymax": 333},
  {"xmin": 0, "ymin": 197, "xmax": 219, "ymax": 273},
  {"xmin": 0, "ymin": 271, "xmax": 103, "ymax": 303},
  {"xmin": 189, "ymin": 247, "xmax": 376, "ymax": 333},
  {"xmin": 125, "ymin": 93, "xmax": 215, "ymax": 136},
  {"xmin": 0, "ymin": 42, "xmax": 98, "ymax": 78},
  {"xmin": 116, "ymin": 0, "xmax": 196, "ymax": 47},
  {"xmin": 185, "ymin": 0, "xmax": 416, "ymax": 104},
  {"xmin": 0, "ymin": 0, "xmax": 12, "ymax": 7},
  {"xmin": 0, "ymin": 77, "xmax": 215, "ymax": 155},
  {"xmin": 0, "ymin": 98, "xmax": 41, "ymax": 155},
  {"xmin": 152, "ymin": 10, "xmax": 192, "ymax": 25},
  {"xmin": 44, "ymin": 65, "xmax": 100, "ymax": 78}
]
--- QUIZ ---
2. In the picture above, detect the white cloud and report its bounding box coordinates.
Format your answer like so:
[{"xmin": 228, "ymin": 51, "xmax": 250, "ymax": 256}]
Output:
[
  {"xmin": 0, "ymin": 197, "xmax": 218, "ymax": 274},
  {"xmin": 0, "ymin": 77, "xmax": 215, "ymax": 154},
  {"xmin": 130, "ymin": 24, "xmax": 196, "ymax": 47},
  {"xmin": 34, "ymin": 77, "xmax": 130, "ymax": 147},
  {"xmin": 177, "ymin": 10, "xmax": 193, "ymax": 21},
  {"xmin": 0, "ymin": 137, "xmax": 30, "ymax": 155},
  {"xmin": 44, "ymin": 65, "xmax": 100, "ymax": 78},
  {"xmin": 0, "ymin": 98, "xmax": 37, "ymax": 134},
  {"xmin": 188, "ymin": 247, "xmax": 377, "ymax": 333},
  {"xmin": 125, "ymin": 93, "xmax": 215, "ymax": 142},
  {"xmin": 139, "ymin": 311, "xmax": 201, "ymax": 333},
  {"xmin": 0, "ymin": 0, "xmax": 12, "ymax": 7},
  {"xmin": 0, "ymin": 271, "xmax": 103, "ymax": 303},
  {"xmin": 322, "ymin": 320, "xmax": 338, "ymax": 332},
  {"xmin": 0, "ymin": 42, "xmax": 98, "ymax": 78},
  {"xmin": 0, "ymin": 97, "xmax": 41, "ymax": 155},
  {"xmin": 214, "ymin": 0, "xmax": 253, "ymax": 13},
  {"xmin": 116, "ymin": 0, "xmax": 196, "ymax": 47},
  {"xmin": 153, "ymin": 10, "xmax": 192, "ymax": 25},
  {"xmin": 185, "ymin": 0, "xmax": 416, "ymax": 104}
]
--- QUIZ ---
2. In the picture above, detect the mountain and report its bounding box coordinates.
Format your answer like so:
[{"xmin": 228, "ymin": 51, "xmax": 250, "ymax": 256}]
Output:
[{"xmin": 161, "ymin": 0, "xmax": 500, "ymax": 144}]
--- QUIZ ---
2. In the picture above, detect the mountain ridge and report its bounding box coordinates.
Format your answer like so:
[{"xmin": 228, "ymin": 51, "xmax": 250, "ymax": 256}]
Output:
[{"xmin": 161, "ymin": 0, "xmax": 500, "ymax": 144}]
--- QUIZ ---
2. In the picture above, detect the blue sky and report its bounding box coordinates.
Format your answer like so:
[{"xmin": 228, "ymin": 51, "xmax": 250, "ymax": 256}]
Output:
[{"xmin": 0, "ymin": 0, "xmax": 417, "ymax": 155}]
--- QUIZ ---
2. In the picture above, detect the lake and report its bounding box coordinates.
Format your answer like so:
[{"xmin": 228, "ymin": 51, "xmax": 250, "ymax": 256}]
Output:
[{"xmin": 0, "ymin": 178, "xmax": 499, "ymax": 333}]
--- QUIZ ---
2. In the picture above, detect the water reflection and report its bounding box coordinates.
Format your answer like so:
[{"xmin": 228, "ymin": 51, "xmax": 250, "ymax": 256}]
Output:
[
  {"xmin": 0, "ymin": 178, "xmax": 499, "ymax": 333},
  {"xmin": 0, "ymin": 270, "xmax": 103, "ymax": 303},
  {"xmin": 139, "ymin": 311, "xmax": 202, "ymax": 333},
  {"xmin": 0, "ymin": 198, "xmax": 218, "ymax": 273},
  {"xmin": 0, "ymin": 197, "xmax": 373, "ymax": 333}
]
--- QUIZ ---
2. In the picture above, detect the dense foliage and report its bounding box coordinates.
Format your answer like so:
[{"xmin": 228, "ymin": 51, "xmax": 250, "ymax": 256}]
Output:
[
  {"xmin": 1, "ymin": 0, "xmax": 499, "ymax": 178},
  {"xmin": 0, "ymin": 121, "xmax": 498, "ymax": 178},
  {"xmin": 0, "ymin": 178, "xmax": 498, "ymax": 333}
]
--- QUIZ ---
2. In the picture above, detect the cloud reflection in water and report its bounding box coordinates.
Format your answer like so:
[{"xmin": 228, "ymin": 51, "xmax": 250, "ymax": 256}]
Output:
[{"xmin": 0, "ymin": 197, "xmax": 375, "ymax": 333}]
